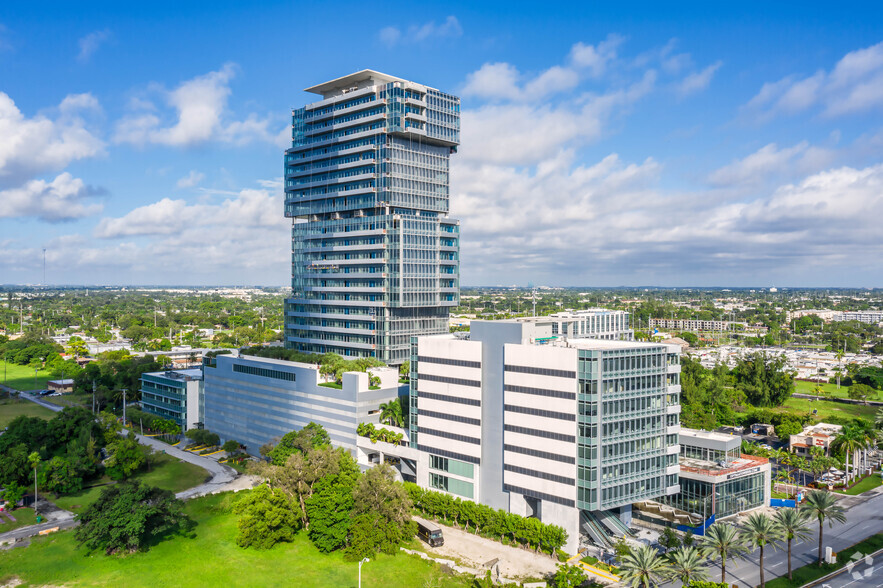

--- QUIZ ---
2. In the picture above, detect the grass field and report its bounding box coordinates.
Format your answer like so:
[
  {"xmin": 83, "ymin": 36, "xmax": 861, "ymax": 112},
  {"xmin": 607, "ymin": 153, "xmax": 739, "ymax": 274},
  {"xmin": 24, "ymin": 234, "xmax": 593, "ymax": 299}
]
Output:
[
  {"xmin": 836, "ymin": 474, "xmax": 882, "ymax": 496},
  {"xmin": 52, "ymin": 453, "xmax": 210, "ymax": 514},
  {"xmin": 0, "ymin": 360, "xmax": 54, "ymax": 392},
  {"xmin": 781, "ymin": 396, "xmax": 878, "ymax": 421},
  {"xmin": 0, "ymin": 398, "xmax": 56, "ymax": 427},
  {"xmin": 0, "ymin": 493, "xmax": 469, "ymax": 588},
  {"xmin": 794, "ymin": 379, "xmax": 882, "ymax": 401},
  {"xmin": 0, "ymin": 507, "xmax": 38, "ymax": 534}
]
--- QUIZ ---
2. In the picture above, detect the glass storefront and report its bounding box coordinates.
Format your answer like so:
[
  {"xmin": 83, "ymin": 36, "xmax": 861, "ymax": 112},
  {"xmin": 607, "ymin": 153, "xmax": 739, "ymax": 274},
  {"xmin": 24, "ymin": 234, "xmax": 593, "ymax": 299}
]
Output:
[{"xmin": 663, "ymin": 470, "xmax": 766, "ymax": 519}]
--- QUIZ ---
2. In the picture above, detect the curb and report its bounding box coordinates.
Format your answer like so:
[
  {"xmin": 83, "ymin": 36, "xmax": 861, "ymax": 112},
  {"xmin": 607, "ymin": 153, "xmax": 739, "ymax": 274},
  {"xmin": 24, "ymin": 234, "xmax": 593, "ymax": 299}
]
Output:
[{"xmin": 801, "ymin": 546, "xmax": 883, "ymax": 587}]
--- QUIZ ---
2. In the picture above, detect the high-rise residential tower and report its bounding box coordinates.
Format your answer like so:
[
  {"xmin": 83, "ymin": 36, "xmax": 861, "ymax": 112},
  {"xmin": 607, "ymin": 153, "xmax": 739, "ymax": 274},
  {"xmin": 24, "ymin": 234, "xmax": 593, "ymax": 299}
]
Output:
[{"xmin": 284, "ymin": 70, "xmax": 460, "ymax": 364}]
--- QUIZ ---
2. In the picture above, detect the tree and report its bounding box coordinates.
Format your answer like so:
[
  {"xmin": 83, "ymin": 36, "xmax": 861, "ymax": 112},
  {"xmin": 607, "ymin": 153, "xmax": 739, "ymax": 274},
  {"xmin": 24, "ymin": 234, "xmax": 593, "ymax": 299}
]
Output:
[
  {"xmin": 667, "ymin": 546, "xmax": 709, "ymax": 587},
  {"xmin": 379, "ymin": 400, "xmax": 403, "ymax": 427},
  {"xmin": 739, "ymin": 512, "xmax": 782, "ymax": 588},
  {"xmin": 27, "ymin": 451, "xmax": 40, "ymax": 510},
  {"xmin": 550, "ymin": 564, "xmax": 587, "ymax": 588},
  {"xmin": 847, "ymin": 383, "xmax": 875, "ymax": 404},
  {"xmin": 304, "ymin": 449, "xmax": 360, "ymax": 552},
  {"xmin": 620, "ymin": 545, "xmax": 670, "ymax": 588},
  {"xmin": 2, "ymin": 482, "xmax": 26, "ymax": 507},
  {"xmin": 105, "ymin": 435, "xmax": 145, "ymax": 480},
  {"xmin": 774, "ymin": 508, "xmax": 812, "ymax": 581},
  {"xmin": 399, "ymin": 360, "xmax": 410, "ymax": 380},
  {"xmin": 832, "ymin": 425, "xmax": 866, "ymax": 483},
  {"xmin": 43, "ymin": 455, "xmax": 84, "ymax": 495},
  {"xmin": 800, "ymin": 490, "xmax": 847, "ymax": 566},
  {"xmin": 700, "ymin": 523, "xmax": 749, "ymax": 584},
  {"xmin": 659, "ymin": 527, "xmax": 681, "ymax": 552},
  {"xmin": 222, "ymin": 439, "xmax": 241, "ymax": 453},
  {"xmin": 345, "ymin": 463, "xmax": 413, "ymax": 560},
  {"xmin": 98, "ymin": 411, "xmax": 122, "ymax": 445},
  {"xmin": 232, "ymin": 484, "xmax": 300, "ymax": 549},
  {"xmin": 267, "ymin": 422, "xmax": 331, "ymax": 465},
  {"xmin": 74, "ymin": 482, "xmax": 190, "ymax": 554},
  {"xmin": 732, "ymin": 352, "xmax": 794, "ymax": 407}
]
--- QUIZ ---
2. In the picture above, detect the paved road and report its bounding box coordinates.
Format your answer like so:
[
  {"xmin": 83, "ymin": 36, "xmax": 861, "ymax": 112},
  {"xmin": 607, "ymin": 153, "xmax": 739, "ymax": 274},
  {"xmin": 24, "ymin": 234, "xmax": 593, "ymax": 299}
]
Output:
[
  {"xmin": 13, "ymin": 389, "xmax": 64, "ymax": 412},
  {"xmin": 814, "ymin": 548, "xmax": 883, "ymax": 588},
  {"xmin": 701, "ymin": 491, "xmax": 883, "ymax": 588}
]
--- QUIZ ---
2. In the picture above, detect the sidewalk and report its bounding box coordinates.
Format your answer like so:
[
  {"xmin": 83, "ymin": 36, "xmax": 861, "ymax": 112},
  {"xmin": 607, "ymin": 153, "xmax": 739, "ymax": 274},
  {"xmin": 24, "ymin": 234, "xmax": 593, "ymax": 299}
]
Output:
[{"xmin": 0, "ymin": 498, "xmax": 76, "ymax": 547}]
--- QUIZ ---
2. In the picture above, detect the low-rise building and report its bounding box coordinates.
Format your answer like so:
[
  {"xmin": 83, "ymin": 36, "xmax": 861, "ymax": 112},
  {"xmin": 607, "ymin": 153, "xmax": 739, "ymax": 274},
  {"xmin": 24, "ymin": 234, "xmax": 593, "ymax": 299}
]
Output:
[
  {"xmin": 140, "ymin": 368, "xmax": 204, "ymax": 431},
  {"xmin": 661, "ymin": 428, "xmax": 771, "ymax": 522},
  {"xmin": 649, "ymin": 318, "xmax": 743, "ymax": 332},
  {"xmin": 46, "ymin": 379, "xmax": 74, "ymax": 394},
  {"xmin": 789, "ymin": 422, "xmax": 843, "ymax": 456},
  {"xmin": 202, "ymin": 354, "xmax": 403, "ymax": 456}
]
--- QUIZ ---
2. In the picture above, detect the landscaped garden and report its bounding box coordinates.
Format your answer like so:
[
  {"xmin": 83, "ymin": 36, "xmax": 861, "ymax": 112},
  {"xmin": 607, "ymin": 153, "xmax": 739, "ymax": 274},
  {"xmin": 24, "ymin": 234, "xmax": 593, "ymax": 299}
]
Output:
[{"xmin": 0, "ymin": 492, "xmax": 469, "ymax": 588}]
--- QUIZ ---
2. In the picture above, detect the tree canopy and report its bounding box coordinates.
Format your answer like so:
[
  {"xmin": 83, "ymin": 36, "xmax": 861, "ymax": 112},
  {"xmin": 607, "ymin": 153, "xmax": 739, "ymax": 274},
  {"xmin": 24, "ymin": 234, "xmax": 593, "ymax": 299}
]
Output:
[{"xmin": 732, "ymin": 352, "xmax": 794, "ymax": 407}]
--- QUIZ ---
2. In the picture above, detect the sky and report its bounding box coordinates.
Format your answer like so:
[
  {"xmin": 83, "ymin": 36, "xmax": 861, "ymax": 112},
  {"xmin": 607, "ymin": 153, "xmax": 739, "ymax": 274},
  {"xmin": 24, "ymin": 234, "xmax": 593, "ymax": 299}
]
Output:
[{"xmin": 1, "ymin": 1, "xmax": 883, "ymax": 288}]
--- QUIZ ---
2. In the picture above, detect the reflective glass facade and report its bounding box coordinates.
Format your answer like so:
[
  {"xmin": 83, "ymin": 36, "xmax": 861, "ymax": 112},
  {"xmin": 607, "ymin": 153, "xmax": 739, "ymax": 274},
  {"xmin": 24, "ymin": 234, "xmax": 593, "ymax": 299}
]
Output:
[{"xmin": 285, "ymin": 72, "xmax": 460, "ymax": 364}]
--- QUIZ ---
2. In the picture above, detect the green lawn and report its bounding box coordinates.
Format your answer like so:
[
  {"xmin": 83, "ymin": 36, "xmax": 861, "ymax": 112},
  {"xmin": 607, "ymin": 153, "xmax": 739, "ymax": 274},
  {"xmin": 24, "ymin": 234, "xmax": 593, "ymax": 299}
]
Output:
[
  {"xmin": 780, "ymin": 397, "xmax": 878, "ymax": 421},
  {"xmin": 0, "ymin": 398, "xmax": 56, "ymax": 427},
  {"xmin": 794, "ymin": 380, "xmax": 882, "ymax": 401},
  {"xmin": 0, "ymin": 506, "xmax": 38, "ymax": 534},
  {"xmin": 835, "ymin": 474, "xmax": 882, "ymax": 496},
  {"xmin": 766, "ymin": 533, "xmax": 883, "ymax": 588},
  {"xmin": 51, "ymin": 453, "xmax": 209, "ymax": 514},
  {"xmin": 44, "ymin": 393, "xmax": 90, "ymax": 409},
  {"xmin": 0, "ymin": 493, "xmax": 469, "ymax": 588},
  {"xmin": 0, "ymin": 360, "xmax": 54, "ymax": 392}
]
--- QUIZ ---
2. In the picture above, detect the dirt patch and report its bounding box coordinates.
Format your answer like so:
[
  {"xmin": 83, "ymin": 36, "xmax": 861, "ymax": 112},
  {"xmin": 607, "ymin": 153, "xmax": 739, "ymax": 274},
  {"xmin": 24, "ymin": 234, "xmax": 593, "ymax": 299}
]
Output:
[{"xmin": 421, "ymin": 525, "xmax": 558, "ymax": 580}]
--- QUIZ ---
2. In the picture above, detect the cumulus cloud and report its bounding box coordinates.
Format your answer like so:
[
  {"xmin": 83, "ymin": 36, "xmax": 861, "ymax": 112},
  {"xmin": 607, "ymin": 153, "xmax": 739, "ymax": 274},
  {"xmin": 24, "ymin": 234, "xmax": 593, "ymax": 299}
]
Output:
[
  {"xmin": 707, "ymin": 141, "xmax": 834, "ymax": 187},
  {"xmin": 745, "ymin": 41, "xmax": 883, "ymax": 120},
  {"xmin": 176, "ymin": 170, "xmax": 204, "ymax": 189},
  {"xmin": 676, "ymin": 61, "xmax": 722, "ymax": 97},
  {"xmin": 379, "ymin": 15, "xmax": 462, "ymax": 47},
  {"xmin": 462, "ymin": 35, "xmax": 625, "ymax": 102},
  {"xmin": 114, "ymin": 64, "xmax": 285, "ymax": 147},
  {"xmin": 0, "ymin": 172, "xmax": 103, "ymax": 222},
  {"xmin": 77, "ymin": 29, "xmax": 110, "ymax": 63},
  {"xmin": 0, "ymin": 91, "xmax": 104, "ymax": 188}
]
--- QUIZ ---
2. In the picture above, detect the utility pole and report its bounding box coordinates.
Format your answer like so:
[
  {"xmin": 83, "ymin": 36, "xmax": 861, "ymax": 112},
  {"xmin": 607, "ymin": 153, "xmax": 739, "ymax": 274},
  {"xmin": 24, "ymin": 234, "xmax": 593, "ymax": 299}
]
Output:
[
  {"xmin": 42, "ymin": 248, "xmax": 47, "ymax": 285},
  {"xmin": 122, "ymin": 389, "xmax": 127, "ymax": 425},
  {"xmin": 92, "ymin": 380, "xmax": 96, "ymax": 415}
]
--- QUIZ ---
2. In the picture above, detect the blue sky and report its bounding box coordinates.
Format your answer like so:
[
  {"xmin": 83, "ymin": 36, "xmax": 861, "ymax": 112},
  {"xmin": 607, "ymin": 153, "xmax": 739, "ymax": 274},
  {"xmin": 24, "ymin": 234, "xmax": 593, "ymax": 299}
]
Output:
[{"xmin": 1, "ymin": 1, "xmax": 882, "ymax": 287}]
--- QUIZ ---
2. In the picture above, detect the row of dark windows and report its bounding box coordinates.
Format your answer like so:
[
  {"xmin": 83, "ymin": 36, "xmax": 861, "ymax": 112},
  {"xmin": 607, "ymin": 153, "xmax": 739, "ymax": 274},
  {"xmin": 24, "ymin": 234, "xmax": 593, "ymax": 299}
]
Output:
[
  {"xmin": 232, "ymin": 364, "xmax": 296, "ymax": 382},
  {"xmin": 421, "ymin": 409, "xmax": 481, "ymax": 427},
  {"xmin": 504, "ymin": 404, "xmax": 575, "ymax": 422},
  {"xmin": 419, "ymin": 391, "xmax": 481, "ymax": 407},
  {"xmin": 418, "ymin": 445, "xmax": 481, "ymax": 465},
  {"xmin": 504, "ymin": 424, "xmax": 575, "ymax": 444},
  {"xmin": 420, "ymin": 373, "xmax": 481, "ymax": 388},
  {"xmin": 504, "ymin": 444, "xmax": 575, "ymax": 465},
  {"xmin": 504, "ymin": 364, "xmax": 576, "ymax": 379},
  {"xmin": 504, "ymin": 463, "xmax": 575, "ymax": 486},
  {"xmin": 504, "ymin": 384, "xmax": 576, "ymax": 401},
  {"xmin": 418, "ymin": 355, "xmax": 481, "ymax": 369},
  {"xmin": 503, "ymin": 483, "xmax": 574, "ymax": 508},
  {"xmin": 419, "ymin": 427, "xmax": 481, "ymax": 445}
]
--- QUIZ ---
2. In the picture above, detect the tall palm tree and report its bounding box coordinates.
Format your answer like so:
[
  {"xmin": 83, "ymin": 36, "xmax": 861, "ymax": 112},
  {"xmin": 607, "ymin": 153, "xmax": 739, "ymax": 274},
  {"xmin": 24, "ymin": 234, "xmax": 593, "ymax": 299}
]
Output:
[
  {"xmin": 619, "ymin": 545, "xmax": 670, "ymax": 588},
  {"xmin": 775, "ymin": 508, "xmax": 813, "ymax": 581},
  {"xmin": 739, "ymin": 512, "xmax": 783, "ymax": 588},
  {"xmin": 378, "ymin": 400, "xmax": 403, "ymax": 427},
  {"xmin": 835, "ymin": 349, "xmax": 845, "ymax": 390},
  {"xmin": 801, "ymin": 489, "xmax": 847, "ymax": 566},
  {"xmin": 833, "ymin": 425, "xmax": 865, "ymax": 484},
  {"xmin": 666, "ymin": 545, "xmax": 710, "ymax": 587},
  {"xmin": 701, "ymin": 522, "xmax": 749, "ymax": 584}
]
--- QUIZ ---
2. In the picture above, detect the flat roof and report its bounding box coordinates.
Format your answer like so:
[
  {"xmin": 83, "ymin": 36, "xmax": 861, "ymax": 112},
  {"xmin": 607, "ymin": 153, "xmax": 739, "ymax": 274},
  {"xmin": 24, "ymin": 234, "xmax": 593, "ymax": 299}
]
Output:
[
  {"xmin": 304, "ymin": 70, "xmax": 407, "ymax": 95},
  {"xmin": 564, "ymin": 338, "xmax": 674, "ymax": 351}
]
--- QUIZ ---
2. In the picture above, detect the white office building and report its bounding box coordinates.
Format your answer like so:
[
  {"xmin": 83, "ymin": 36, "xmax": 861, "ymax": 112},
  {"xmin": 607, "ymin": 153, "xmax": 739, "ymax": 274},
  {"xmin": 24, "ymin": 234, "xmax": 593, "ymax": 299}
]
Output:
[{"xmin": 409, "ymin": 319, "xmax": 682, "ymax": 552}]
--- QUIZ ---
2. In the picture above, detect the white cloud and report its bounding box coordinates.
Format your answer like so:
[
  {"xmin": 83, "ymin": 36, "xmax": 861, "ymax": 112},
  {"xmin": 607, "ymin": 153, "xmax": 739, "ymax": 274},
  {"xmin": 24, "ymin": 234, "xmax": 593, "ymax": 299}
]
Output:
[
  {"xmin": 176, "ymin": 170, "xmax": 204, "ymax": 189},
  {"xmin": 463, "ymin": 36, "xmax": 626, "ymax": 102},
  {"xmin": 676, "ymin": 61, "xmax": 722, "ymax": 97},
  {"xmin": 0, "ymin": 91, "xmax": 104, "ymax": 188},
  {"xmin": 379, "ymin": 15, "xmax": 462, "ymax": 47},
  {"xmin": 0, "ymin": 172, "xmax": 103, "ymax": 222},
  {"xmin": 707, "ymin": 141, "xmax": 834, "ymax": 187},
  {"xmin": 113, "ymin": 64, "xmax": 283, "ymax": 147},
  {"xmin": 745, "ymin": 41, "xmax": 883, "ymax": 120},
  {"xmin": 77, "ymin": 29, "xmax": 110, "ymax": 63}
]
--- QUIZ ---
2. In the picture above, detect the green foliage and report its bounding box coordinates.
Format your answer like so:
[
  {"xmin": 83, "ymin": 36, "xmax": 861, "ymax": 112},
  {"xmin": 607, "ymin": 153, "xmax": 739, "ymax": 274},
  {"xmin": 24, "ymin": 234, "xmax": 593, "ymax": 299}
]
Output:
[
  {"xmin": 105, "ymin": 435, "xmax": 146, "ymax": 480},
  {"xmin": 44, "ymin": 455, "xmax": 85, "ymax": 495},
  {"xmin": 345, "ymin": 463, "xmax": 414, "ymax": 560},
  {"xmin": 74, "ymin": 481, "xmax": 191, "ymax": 555},
  {"xmin": 2, "ymin": 481, "xmax": 26, "ymax": 505},
  {"xmin": 304, "ymin": 450, "xmax": 360, "ymax": 552},
  {"xmin": 232, "ymin": 484, "xmax": 300, "ymax": 549},
  {"xmin": 184, "ymin": 428, "xmax": 221, "ymax": 447},
  {"xmin": 356, "ymin": 422, "xmax": 404, "ymax": 445},
  {"xmin": 667, "ymin": 546, "xmax": 709, "ymax": 586},
  {"xmin": 688, "ymin": 582, "xmax": 729, "ymax": 588},
  {"xmin": 222, "ymin": 439, "xmax": 241, "ymax": 453},
  {"xmin": 267, "ymin": 422, "xmax": 332, "ymax": 465},
  {"xmin": 619, "ymin": 545, "xmax": 670, "ymax": 588},
  {"xmin": 732, "ymin": 352, "xmax": 794, "ymax": 407},
  {"xmin": 404, "ymin": 482, "xmax": 568, "ymax": 553},
  {"xmin": 659, "ymin": 527, "xmax": 680, "ymax": 551},
  {"xmin": 550, "ymin": 564, "xmax": 587, "ymax": 588},
  {"xmin": 847, "ymin": 383, "xmax": 875, "ymax": 402}
]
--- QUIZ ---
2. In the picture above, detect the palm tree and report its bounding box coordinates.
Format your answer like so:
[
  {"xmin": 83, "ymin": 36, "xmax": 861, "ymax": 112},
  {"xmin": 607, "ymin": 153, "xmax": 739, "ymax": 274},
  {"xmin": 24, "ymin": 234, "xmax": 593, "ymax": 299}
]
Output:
[
  {"xmin": 801, "ymin": 489, "xmax": 847, "ymax": 566},
  {"xmin": 28, "ymin": 452, "xmax": 40, "ymax": 514},
  {"xmin": 378, "ymin": 400, "xmax": 403, "ymax": 427},
  {"xmin": 833, "ymin": 425, "xmax": 865, "ymax": 484},
  {"xmin": 666, "ymin": 546, "xmax": 709, "ymax": 587},
  {"xmin": 739, "ymin": 512, "xmax": 783, "ymax": 588},
  {"xmin": 701, "ymin": 522, "xmax": 749, "ymax": 584},
  {"xmin": 875, "ymin": 407, "xmax": 883, "ymax": 430},
  {"xmin": 835, "ymin": 349, "xmax": 845, "ymax": 390},
  {"xmin": 619, "ymin": 545, "xmax": 670, "ymax": 588},
  {"xmin": 775, "ymin": 508, "xmax": 813, "ymax": 581}
]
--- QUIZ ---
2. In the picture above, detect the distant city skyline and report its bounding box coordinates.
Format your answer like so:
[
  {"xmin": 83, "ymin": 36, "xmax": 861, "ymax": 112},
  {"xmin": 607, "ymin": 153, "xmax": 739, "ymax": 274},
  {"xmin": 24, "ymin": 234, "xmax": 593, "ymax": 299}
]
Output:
[{"xmin": 1, "ymin": 2, "xmax": 882, "ymax": 287}]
